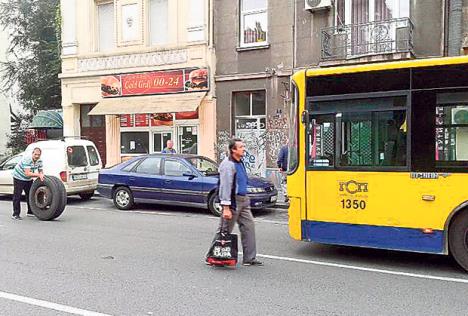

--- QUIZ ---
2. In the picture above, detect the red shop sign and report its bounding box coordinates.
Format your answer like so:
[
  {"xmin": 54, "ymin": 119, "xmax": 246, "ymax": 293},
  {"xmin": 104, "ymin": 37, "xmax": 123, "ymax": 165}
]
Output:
[
  {"xmin": 134, "ymin": 114, "xmax": 149, "ymax": 127},
  {"xmin": 101, "ymin": 68, "xmax": 209, "ymax": 98}
]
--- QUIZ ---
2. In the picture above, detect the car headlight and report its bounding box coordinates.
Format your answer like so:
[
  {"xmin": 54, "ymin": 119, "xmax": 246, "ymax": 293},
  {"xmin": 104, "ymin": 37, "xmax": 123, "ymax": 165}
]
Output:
[{"xmin": 247, "ymin": 187, "xmax": 266, "ymax": 193}]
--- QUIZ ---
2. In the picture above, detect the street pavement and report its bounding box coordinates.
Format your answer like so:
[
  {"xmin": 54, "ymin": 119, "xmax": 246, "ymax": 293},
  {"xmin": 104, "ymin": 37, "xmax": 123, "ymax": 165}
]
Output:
[{"xmin": 0, "ymin": 195, "xmax": 468, "ymax": 315}]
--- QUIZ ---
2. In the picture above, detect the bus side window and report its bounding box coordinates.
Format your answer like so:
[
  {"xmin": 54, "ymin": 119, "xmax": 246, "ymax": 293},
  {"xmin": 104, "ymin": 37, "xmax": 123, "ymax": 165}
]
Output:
[{"xmin": 308, "ymin": 115, "xmax": 335, "ymax": 167}]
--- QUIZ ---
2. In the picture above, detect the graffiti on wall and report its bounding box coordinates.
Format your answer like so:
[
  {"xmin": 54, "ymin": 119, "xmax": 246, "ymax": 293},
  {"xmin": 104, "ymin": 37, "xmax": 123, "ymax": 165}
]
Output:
[
  {"xmin": 214, "ymin": 130, "xmax": 231, "ymax": 162},
  {"xmin": 266, "ymin": 110, "xmax": 288, "ymax": 167},
  {"xmin": 237, "ymin": 130, "xmax": 267, "ymax": 176}
]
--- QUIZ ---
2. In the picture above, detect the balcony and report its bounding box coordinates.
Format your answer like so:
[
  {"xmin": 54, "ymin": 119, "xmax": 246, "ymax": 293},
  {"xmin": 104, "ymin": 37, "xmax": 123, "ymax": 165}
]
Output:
[{"xmin": 321, "ymin": 18, "xmax": 414, "ymax": 62}]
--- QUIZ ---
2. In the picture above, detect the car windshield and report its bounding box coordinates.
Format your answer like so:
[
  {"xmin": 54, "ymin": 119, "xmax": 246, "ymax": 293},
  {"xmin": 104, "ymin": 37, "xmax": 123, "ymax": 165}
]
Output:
[{"xmin": 186, "ymin": 157, "xmax": 218, "ymax": 176}]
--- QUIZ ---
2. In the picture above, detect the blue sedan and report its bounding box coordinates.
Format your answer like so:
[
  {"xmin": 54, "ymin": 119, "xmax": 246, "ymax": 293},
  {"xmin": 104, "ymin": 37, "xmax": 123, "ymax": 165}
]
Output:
[{"xmin": 97, "ymin": 154, "xmax": 278, "ymax": 216}]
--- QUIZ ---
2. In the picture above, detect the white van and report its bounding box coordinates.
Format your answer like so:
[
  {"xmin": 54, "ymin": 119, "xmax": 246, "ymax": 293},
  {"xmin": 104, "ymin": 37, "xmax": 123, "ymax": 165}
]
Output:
[{"xmin": 0, "ymin": 138, "xmax": 102, "ymax": 199}]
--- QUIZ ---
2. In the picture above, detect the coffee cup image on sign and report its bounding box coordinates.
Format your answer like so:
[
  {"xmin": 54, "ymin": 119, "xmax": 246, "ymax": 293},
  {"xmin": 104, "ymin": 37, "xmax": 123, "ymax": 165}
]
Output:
[
  {"xmin": 185, "ymin": 69, "xmax": 208, "ymax": 90},
  {"xmin": 101, "ymin": 76, "xmax": 121, "ymax": 96}
]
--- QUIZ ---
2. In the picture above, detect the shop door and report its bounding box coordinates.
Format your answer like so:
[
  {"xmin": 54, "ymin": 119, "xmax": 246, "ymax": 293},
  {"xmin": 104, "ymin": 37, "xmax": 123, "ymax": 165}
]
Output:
[
  {"xmin": 80, "ymin": 105, "xmax": 107, "ymax": 166},
  {"xmin": 152, "ymin": 131, "xmax": 173, "ymax": 153},
  {"xmin": 178, "ymin": 126, "xmax": 198, "ymax": 154}
]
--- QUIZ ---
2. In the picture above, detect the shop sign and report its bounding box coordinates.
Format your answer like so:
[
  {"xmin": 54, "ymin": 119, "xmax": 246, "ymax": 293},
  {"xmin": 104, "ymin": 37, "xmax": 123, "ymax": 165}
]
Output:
[
  {"xmin": 135, "ymin": 114, "xmax": 150, "ymax": 127},
  {"xmin": 120, "ymin": 114, "xmax": 134, "ymax": 127},
  {"xmin": 101, "ymin": 67, "xmax": 209, "ymax": 98}
]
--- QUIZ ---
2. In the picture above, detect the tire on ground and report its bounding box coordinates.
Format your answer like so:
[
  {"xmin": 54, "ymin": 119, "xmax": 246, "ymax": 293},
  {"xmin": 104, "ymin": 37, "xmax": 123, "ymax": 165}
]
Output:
[
  {"xmin": 448, "ymin": 210, "xmax": 468, "ymax": 272},
  {"xmin": 49, "ymin": 176, "xmax": 67, "ymax": 219},
  {"xmin": 113, "ymin": 186, "xmax": 134, "ymax": 210},
  {"xmin": 29, "ymin": 176, "xmax": 66, "ymax": 221},
  {"xmin": 208, "ymin": 192, "xmax": 222, "ymax": 217}
]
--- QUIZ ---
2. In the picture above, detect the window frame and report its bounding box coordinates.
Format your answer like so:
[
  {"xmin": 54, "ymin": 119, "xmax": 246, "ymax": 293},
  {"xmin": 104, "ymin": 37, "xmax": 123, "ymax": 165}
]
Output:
[
  {"xmin": 239, "ymin": 0, "xmax": 268, "ymax": 48},
  {"xmin": 148, "ymin": 0, "xmax": 169, "ymax": 46},
  {"xmin": 306, "ymin": 91, "xmax": 411, "ymax": 172},
  {"xmin": 96, "ymin": 1, "xmax": 115, "ymax": 52},
  {"xmin": 234, "ymin": 90, "xmax": 267, "ymax": 131}
]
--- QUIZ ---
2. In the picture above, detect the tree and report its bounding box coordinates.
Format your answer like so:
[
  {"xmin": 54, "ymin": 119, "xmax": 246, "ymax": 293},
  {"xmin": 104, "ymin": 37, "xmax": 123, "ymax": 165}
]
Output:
[{"xmin": 0, "ymin": 0, "xmax": 61, "ymax": 152}]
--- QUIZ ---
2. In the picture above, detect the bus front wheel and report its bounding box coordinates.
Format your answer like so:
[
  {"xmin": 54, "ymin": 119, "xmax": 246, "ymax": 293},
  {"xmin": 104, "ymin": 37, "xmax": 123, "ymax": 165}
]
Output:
[{"xmin": 449, "ymin": 211, "xmax": 468, "ymax": 272}]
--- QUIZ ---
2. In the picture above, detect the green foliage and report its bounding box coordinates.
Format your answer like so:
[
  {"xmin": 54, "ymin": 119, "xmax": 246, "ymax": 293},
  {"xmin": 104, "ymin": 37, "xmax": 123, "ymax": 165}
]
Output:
[{"xmin": 0, "ymin": 0, "xmax": 62, "ymax": 152}]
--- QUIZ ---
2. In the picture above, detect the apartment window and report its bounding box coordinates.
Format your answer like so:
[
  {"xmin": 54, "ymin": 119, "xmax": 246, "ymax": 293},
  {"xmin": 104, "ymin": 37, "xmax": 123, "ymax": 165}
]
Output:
[
  {"xmin": 240, "ymin": 0, "xmax": 268, "ymax": 47},
  {"xmin": 150, "ymin": 0, "xmax": 168, "ymax": 45},
  {"xmin": 336, "ymin": 0, "xmax": 409, "ymax": 25},
  {"xmin": 97, "ymin": 2, "xmax": 115, "ymax": 51},
  {"xmin": 234, "ymin": 91, "xmax": 266, "ymax": 131}
]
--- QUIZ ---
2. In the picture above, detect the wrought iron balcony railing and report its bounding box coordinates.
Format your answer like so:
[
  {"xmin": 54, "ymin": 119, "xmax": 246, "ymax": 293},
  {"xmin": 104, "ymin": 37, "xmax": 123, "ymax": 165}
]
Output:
[{"xmin": 321, "ymin": 18, "xmax": 414, "ymax": 61}]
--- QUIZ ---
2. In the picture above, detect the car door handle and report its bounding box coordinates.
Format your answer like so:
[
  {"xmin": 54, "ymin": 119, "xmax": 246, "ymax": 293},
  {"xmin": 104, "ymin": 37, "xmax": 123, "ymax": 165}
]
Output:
[
  {"xmin": 129, "ymin": 177, "xmax": 136, "ymax": 181},
  {"xmin": 164, "ymin": 180, "xmax": 172, "ymax": 183}
]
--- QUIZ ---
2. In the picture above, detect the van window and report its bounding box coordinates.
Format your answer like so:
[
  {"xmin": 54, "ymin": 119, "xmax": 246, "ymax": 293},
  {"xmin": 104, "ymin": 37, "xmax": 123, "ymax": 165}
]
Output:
[
  {"xmin": 67, "ymin": 146, "xmax": 88, "ymax": 167},
  {"xmin": 87, "ymin": 146, "xmax": 100, "ymax": 166}
]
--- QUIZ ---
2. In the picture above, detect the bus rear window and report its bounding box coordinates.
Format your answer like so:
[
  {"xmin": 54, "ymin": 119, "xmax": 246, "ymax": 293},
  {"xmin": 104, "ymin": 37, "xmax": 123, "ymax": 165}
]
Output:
[{"xmin": 67, "ymin": 146, "xmax": 88, "ymax": 167}]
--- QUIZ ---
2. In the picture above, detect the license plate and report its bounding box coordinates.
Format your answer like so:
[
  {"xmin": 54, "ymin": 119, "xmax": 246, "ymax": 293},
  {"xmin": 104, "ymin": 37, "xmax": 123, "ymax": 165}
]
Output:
[
  {"xmin": 72, "ymin": 174, "xmax": 88, "ymax": 181},
  {"xmin": 270, "ymin": 196, "xmax": 277, "ymax": 203}
]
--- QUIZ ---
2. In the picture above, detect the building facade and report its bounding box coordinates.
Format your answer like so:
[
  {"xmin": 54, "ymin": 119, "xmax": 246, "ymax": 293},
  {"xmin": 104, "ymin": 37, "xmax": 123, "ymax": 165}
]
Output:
[
  {"xmin": 60, "ymin": 0, "xmax": 216, "ymax": 167},
  {"xmin": 214, "ymin": 0, "xmax": 294, "ymax": 181}
]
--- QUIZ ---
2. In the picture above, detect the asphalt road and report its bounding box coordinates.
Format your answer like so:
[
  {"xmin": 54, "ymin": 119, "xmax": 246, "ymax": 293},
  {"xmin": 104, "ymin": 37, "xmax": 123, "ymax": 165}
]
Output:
[{"xmin": 0, "ymin": 195, "xmax": 467, "ymax": 316}]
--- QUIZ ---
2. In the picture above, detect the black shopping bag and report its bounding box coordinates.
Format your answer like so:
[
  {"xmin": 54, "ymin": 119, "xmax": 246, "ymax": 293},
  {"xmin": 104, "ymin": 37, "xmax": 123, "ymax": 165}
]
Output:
[{"xmin": 206, "ymin": 232, "xmax": 238, "ymax": 266}]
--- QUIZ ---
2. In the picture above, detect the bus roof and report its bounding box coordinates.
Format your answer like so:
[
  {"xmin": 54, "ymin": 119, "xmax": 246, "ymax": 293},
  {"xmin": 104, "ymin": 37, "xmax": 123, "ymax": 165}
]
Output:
[{"xmin": 301, "ymin": 55, "xmax": 468, "ymax": 79}]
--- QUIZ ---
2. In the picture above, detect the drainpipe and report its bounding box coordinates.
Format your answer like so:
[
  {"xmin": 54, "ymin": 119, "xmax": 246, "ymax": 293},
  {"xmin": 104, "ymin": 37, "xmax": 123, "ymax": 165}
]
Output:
[{"xmin": 448, "ymin": 0, "xmax": 463, "ymax": 56}]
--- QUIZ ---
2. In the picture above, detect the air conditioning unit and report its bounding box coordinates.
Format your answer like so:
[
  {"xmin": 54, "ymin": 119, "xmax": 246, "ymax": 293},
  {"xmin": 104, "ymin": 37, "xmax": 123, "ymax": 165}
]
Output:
[
  {"xmin": 452, "ymin": 107, "xmax": 468, "ymax": 124},
  {"xmin": 305, "ymin": 0, "xmax": 332, "ymax": 11}
]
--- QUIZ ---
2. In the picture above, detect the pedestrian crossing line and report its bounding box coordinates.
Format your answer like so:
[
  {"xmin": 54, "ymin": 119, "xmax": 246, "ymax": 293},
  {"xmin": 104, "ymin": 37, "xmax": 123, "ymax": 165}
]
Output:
[
  {"xmin": 252, "ymin": 253, "xmax": 468, "ymax": 284},
  {"xmin": 0, "ymin": 291, "xmax": 112, "ymax": 316}
]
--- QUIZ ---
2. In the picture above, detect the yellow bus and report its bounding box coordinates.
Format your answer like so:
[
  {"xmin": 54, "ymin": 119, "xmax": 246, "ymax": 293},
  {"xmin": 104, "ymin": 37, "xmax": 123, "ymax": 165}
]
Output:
[{"xmin": 287, "ymin": 56, "xmax": 468, "ymax": 271}]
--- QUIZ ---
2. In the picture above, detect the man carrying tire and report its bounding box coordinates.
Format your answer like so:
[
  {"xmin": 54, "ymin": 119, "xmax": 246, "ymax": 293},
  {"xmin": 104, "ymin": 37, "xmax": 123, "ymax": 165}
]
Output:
[{"xmin": 11, "ymin": 148, "xmax": 44, "ymax": 220}]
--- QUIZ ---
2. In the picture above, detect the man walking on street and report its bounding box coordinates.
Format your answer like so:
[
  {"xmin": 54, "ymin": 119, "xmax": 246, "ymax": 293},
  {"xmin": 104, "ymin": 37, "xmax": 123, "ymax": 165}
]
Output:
[
  {"xmin": 11, "ymin": 148, "xmax": 44, "ymax": 220},
  {"xmin": 161, "ymin": 139, "xmax": 176, "ymax": 154},
  {"xmin": 210, "ymin": 138, "xmax": 263, "ymax": 266}
]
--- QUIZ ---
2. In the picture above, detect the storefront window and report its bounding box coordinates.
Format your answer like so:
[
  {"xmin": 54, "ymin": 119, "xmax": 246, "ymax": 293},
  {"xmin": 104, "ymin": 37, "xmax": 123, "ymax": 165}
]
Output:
[
  {"xmin": 179, "ymin": 126, "xmax": 198, "ymax": 154},
  {"xmin": 234, "ymin": 90, "xmax": 266, "ymax": 130},
  {"xmin": 153, "ymin": 132, "xmax": 172, "ymax": 152},
  {"xmin": 121, "ymin": 132, "xmax": 149, "ymax": 154}
]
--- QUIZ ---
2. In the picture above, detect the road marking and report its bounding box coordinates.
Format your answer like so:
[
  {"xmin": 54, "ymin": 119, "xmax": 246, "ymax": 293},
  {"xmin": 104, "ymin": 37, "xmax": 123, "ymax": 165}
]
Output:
[
  {"xmin": 0, "ymin": 291, "xmax": 112, "ymax": 315},
  {"xmin": 254, "ymin": 253, "xmax": 468, "ymax": 284}
]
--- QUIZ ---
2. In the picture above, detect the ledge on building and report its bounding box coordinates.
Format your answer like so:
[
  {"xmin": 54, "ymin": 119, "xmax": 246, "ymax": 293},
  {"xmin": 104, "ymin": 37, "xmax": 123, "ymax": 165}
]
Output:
[
  {"xmin": 236, "ymin": 44, "xmax": 270, "ymax": 52},
  {"xmin": 319, "ymin": 51, "xmax": 415, "ymax": 67}
]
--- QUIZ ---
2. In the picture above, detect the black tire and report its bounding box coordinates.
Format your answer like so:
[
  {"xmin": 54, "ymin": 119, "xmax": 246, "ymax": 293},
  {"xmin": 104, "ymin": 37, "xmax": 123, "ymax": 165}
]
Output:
[
  {"xmin": 113, "ymin": 186, "xmax": 134, "ymax": 210},
  {"xmin": 449, "ymin": 211, "xmax": 468, "ymax": 272},
  {"xmin": 49, "ymin": 176, "xmax": 67, "ymax": 220},
  {"xmin": 79, "ymin": 191, "xmax": 94, "ymax": 201},
  {"xmin": 208, "ymin": 193, "xmax": 222, "ymax": 217},
  {"xmin": 29, "ymin": 176, "xmax": 64, "ymax": 221}
]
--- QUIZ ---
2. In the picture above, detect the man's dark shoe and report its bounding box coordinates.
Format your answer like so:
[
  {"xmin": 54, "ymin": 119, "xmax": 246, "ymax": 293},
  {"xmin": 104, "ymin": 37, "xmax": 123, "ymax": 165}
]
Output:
[
  {"xmin": 242, "ymin": 259, "xmax": 263, "ymax": 266},
  {"xmin": 11, "ymin": 215, "xmax": 22, "ymax": 220}
]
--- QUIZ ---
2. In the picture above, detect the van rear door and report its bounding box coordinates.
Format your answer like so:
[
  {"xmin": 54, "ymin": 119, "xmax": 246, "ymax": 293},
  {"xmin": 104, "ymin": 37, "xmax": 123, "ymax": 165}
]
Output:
[
  {"xmin": 67, "ymin": 145, "xmax": 92, "ymax": 187},
  {"xmin": 86, "ymin": 145, "xmax": 101, "ymax": 181}
]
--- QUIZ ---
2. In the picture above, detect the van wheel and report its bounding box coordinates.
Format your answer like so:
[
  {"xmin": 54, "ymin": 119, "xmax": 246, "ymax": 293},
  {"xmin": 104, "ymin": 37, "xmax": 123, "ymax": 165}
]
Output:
[
  {"xmin": 208, "ymin": 193, "xmax": 222, "ymax": 217},
  {"xmin": 79, "ymin": 192, "xmax": 94, "ymax": 201},
  {"xmin": 449, "ymin": 211, "xmax": 468, "ymax": 272},
  {"xmin": 113, "ymin": 187, "xmax": 134, "ymax": 210},
  {"xmin": 29, "ymin": 176, "xmax": 66, "ymax": 221}
]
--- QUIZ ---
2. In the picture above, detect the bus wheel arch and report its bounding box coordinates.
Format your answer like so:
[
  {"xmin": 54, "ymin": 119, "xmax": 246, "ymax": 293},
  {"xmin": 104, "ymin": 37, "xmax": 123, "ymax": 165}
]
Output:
[{"xmin": 446, "ymin": 202, "xmax": 468, "ymax": 272}]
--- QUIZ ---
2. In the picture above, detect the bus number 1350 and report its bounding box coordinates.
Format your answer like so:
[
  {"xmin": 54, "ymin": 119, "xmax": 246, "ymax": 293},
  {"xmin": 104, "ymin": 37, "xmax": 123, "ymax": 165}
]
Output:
[{"xmin": 341, "ymin": 199, "xmax": 366, "ymax": 210}]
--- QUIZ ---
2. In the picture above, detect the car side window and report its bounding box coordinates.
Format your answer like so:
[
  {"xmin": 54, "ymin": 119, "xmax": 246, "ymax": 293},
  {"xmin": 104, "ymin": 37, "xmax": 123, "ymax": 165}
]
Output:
[
  {"xmin": 135, "ymin": 157, "xmax": 161, "ymax": 175},
  {"xmin": 164, "ymin": 160, "xmax": 191, "ymax": 177},
  {"xmin": 121, "ymin": 159, "xmax": 141, "ymax": 172},
  {"xmin": 87, "ymin": 146, "xmax": 100, "ymax": 166}
]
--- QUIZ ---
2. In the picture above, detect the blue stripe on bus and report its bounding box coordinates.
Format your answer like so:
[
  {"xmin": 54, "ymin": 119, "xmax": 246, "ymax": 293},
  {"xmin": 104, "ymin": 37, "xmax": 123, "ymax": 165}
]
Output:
[{"xmin": 301, "ymin": 220, "xmax": 444, "ymax": 254}]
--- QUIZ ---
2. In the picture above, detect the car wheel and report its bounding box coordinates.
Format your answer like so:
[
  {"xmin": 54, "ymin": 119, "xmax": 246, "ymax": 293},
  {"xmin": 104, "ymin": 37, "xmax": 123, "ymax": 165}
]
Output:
[
  {"xmin": 29, "ymin": 176, "xmax": 66, "ymax": 221},
  {"xmin": 79, "ymin": 191, "xmax": 94, "ymax": 201},
  {"xmin": 208, "ymin": 193, "xmax": 222, "ymax": 217},
  {"xmin": 113, "ymin": 186, "xmax": 134, "ymax": 210},
  {"xmin": 449, "ymin": 211, "xmax": 468, "ymax": 272}
]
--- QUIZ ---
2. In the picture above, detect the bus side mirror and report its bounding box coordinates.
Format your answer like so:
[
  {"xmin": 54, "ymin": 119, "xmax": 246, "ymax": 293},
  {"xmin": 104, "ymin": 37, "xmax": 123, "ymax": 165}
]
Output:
[{"xmin": 301, "ymin": 111, "xmax": 308, "ymax": 124}]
